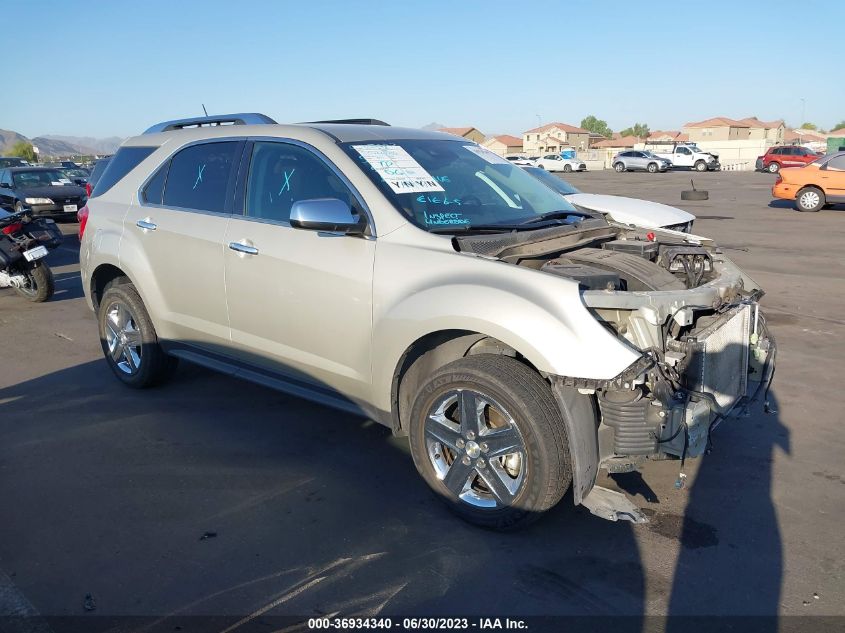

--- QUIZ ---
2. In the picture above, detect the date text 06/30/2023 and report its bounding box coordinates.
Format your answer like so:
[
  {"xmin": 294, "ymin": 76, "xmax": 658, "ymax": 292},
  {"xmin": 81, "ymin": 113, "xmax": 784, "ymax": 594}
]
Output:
[{"xmin": 307, "ymin": 617, "xmax": 529, "ymax": 630}]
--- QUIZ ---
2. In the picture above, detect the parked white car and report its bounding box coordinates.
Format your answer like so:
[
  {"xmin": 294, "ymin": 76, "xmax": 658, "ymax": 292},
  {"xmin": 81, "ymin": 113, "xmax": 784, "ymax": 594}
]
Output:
[
  {"xmin": 504, "ymin": 155, "xmax": 533, "ymax": 166},
  {"xmin": 521, "ymin": 166, "xmax": 695, "ymax": 232},
  {"xmin": 532, "ymin": 153, "xmax": 586, "ymax": 173}
]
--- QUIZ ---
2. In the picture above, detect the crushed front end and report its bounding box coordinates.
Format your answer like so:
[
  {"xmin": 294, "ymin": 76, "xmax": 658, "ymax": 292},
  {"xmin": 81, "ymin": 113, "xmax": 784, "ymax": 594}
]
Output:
[{"xmin": 575, "ymin": 232, "xmax": 777, "ymax": 494}]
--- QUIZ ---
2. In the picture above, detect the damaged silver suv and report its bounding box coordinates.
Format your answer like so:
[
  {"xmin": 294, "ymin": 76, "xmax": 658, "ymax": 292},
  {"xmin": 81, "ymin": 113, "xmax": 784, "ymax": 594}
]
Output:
[{"xmin": 80, "ymin": 113, "xmax": 776, "ymax": 529}]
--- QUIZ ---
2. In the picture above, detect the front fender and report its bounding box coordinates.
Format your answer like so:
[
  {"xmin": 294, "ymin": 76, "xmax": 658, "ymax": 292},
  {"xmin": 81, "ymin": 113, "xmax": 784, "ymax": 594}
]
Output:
[{"xmin": 370, "ymin": 233, "xmax": 641, "ymax": 411}]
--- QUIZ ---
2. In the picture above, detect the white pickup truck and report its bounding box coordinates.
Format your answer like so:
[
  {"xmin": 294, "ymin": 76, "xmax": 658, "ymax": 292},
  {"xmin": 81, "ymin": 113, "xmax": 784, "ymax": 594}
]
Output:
[{"xmin": 646, "ymin": 142, "xmax": 720, "ymax": 172}]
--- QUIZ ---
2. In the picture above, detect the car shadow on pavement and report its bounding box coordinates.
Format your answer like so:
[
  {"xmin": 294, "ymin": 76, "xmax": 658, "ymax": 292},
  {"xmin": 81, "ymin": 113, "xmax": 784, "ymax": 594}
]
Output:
[
  {"xmin": 0, "ymin": 356, "xmax": 786, "ymax": 630},
  {"xmin": 666, "ymin": 392, "xmax": 788, "ymax": 628}
]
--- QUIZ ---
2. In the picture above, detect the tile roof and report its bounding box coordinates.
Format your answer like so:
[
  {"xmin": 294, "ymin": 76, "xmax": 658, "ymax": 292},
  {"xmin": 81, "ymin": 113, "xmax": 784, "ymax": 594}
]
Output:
[
  {"xmin": 828, "ymin": 127, "xmax": 845, "ymax": 138},
  {"xmin": 592, "ymin": 135, "xmax": 639, "ymax": 148},
  {"xmin": 684, "ymin": 117, "xmax": 750, "ymax": 128},
  {"xmin": 487, "ymin": 134, "xmax": 523, "ymax": 146},
  {"xmin": 738, "ymin": 117, "xmax": 784, "ymax": 129},
  {"xmin": 524, "ymin": 122, "xmax": 589, "ymax": 134},
  {"xmin": 647, "ymin": 130, "xmax": 681, "ymax": 140},
  {"xmin": 785, "ymin": 128, "xmax": 827, "ymax": 142},
  {"xmin": 437, "ymin": 127, "xmax": 478, "ymax": 137}
]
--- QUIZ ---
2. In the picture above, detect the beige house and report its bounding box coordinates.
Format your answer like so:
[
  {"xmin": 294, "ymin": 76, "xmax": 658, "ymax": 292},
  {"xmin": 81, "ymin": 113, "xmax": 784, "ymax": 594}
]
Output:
[
  {"xmin": 683, "ymin": 117, "xmax": 752, "ymax": 142},
  {"xmin": 523, "ymin": 122, "xmax": 590, "ymax": 154},
  {"xmin": 482, "ymin": 134, "xmax": 523, "ymax": 156},
  {"xmin": 682, "ymin": 117, "xmax": 784, "ymax": 143},
  {"xmin": 437, "ymin": 127, "xmax": 486, "ymax": 143},
  {"xmin": 739, "ymin": 117, "xmax": 785, "ymax": 142}
]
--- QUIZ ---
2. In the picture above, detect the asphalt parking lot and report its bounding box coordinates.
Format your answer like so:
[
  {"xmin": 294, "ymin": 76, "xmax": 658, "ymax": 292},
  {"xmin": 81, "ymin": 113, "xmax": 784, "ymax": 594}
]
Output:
[{"xmin": 1, "ymin": 170, "xmax": 844, "ymax": 628}]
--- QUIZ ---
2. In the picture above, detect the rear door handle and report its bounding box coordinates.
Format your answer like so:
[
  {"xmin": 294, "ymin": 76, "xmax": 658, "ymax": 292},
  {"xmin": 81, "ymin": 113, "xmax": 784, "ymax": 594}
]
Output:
[
  {"xmin": 136, "ymin": 219, "xmax": 157, "ymax": 231},
  {"xmin": 228, "ymin": 241, "xmax": 259, "ymax": 255}
]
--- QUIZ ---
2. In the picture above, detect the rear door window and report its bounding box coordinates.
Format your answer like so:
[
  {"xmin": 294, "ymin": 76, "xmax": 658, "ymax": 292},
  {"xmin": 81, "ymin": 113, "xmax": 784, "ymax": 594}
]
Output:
[
  {"xmin": 91, "ymin": 147, "xmax": 156, "ymax": 197},
  {"xmin": 162, "ymin": 142, "xmax": 240, "ymax": 213}
]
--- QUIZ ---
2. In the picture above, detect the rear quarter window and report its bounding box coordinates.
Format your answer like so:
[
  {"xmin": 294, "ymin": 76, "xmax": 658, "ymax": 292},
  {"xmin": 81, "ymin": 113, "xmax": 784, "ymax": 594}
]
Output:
[{"xmin": 91, "ymin": 147, "xmax": 156, "ymax": 197}]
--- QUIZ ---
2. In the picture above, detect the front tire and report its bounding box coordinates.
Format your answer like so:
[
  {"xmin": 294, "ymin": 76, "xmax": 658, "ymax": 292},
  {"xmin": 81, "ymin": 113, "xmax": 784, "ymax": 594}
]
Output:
[
  {"xmin": 408, "ymin": 354, "xmax": 572, "ymax": 530},
  {"xmin": 97, "ymin": 283, "xmax": 178, "ymax": 388},
  {"xmin": 647, "ymin": 162, "xmax": 658, "ymax": 173},
  {"xmin": 694, "ymin": 160, "xmax": 707, "ymax": 172},
  {"xmin": 563, "ymin": 163, "xmax": 572, "ymax": 173},
  {"xmin": 13, "ymin": 262, "xmax": 54, "ymax": 302},
  {"xmin": 796, "ymin": 187, "xmax": 824, "ymax": 212},
  {"xmin": 768, "ymin": 162, "xmax": 780, "ymax": 173},
  {"xmin": 614, "ymin": 162, "xmax": 625, "ymax": 173}
]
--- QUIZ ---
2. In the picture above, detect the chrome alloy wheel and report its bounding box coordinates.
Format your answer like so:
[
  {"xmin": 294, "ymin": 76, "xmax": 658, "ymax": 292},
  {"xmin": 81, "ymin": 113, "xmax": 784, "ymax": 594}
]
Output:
[
  {"xmin": 425, "ymin": 389, "xmax": 527, "ymax": 508},
  {"xmin": 104, "ymin": 301, "xmax": 142, "ymax": 374}
]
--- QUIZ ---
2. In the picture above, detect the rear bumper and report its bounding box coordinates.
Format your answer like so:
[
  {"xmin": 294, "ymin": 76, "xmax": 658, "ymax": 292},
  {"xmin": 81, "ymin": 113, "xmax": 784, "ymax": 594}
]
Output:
[{"xmin": 772, "ymin": 182, "xmax": 795, "ymax": 200}]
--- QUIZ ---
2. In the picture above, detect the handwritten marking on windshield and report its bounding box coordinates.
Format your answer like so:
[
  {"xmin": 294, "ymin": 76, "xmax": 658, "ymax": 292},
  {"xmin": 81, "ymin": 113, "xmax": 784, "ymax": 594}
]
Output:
[
  {"xmin": 424, "ymin": 211, "xmax": 469, "ymax": 225},
  {"xmin": 417, "ymin": 194, "xmax": 461, "ymax": 206}
]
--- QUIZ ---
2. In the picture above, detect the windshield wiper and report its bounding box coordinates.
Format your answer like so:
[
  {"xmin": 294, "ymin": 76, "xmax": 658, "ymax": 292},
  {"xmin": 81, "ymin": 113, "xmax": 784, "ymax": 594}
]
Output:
[{"xmin": 522, "ymin": 210, "xmax": 592, "ymax": 224}]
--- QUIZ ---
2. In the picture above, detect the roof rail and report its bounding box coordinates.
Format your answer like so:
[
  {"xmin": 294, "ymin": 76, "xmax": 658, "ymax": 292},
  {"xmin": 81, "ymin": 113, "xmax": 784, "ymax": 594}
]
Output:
[
  {"xmin": 143, "ymin": 113, "xmax": 277, "ymax": 134},
  {"xmin": 303, "ymin": 118, "xmax": 390, "ymax": 126}
]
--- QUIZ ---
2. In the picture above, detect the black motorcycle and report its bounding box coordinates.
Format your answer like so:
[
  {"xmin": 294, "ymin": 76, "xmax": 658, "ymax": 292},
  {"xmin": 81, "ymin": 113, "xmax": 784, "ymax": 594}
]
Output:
[{"xmin": 0, "ymin": 207, "xmax": 63, "ymax": 302}]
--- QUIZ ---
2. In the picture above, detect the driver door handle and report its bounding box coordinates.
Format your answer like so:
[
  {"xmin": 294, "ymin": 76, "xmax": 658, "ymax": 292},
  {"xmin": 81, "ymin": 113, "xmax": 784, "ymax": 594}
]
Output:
[
  {"xmin": 229, "ymin": 241, "xmax": 259, "ymax": 255},
  {"xmin": 136, "ymin": 219, "xmax": 157, "ymax": 231}
]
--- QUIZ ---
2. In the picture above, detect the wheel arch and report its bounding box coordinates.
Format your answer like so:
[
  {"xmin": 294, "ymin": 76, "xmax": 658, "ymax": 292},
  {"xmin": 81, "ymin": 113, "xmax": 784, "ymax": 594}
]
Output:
[
  {"xmin": 90, "ymin": 263, "xmax": 136, "ymax": 310},
  {"xmin": 389, "ymin": 329, "xmax": 541, "ymax": 436}
]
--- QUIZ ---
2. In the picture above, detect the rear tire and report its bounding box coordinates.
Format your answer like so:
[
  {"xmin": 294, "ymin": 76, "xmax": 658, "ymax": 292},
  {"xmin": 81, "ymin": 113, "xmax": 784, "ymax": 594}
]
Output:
[
  {"xmin": 768, "ymin": 162, "xmax": 780, "ymax": 173},
  {"xmin": 647, "ymin": 162, "xmax": 658, "ymax": 173},
  {"xmin": 13, "ymin": 262, "xmax": 54, "ymax": 302},
  {"xmin": 614, "ymin": 162, "xmax": 625, "ymax": 173},
  {"xmin": 97, "ymin": 283, "xmax": 178, "ymax": 388},
  {"xmin": 796, "ymin": 187, "xmax": 824, "ymax": 212},
  {"xmin": 408, "ymin": 354, "xmax": 572, "ymax": 530}
]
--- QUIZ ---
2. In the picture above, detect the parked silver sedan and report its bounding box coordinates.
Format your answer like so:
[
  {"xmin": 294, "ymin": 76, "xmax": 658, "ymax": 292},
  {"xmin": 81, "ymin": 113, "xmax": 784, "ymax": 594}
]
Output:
[{"xmin": 612, "ymin": 150, "xmax": 671, "ymax": 173}]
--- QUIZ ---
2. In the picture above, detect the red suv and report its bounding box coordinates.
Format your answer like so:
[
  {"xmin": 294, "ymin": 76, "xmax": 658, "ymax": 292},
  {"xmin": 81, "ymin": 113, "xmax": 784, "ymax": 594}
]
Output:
[{"xmin": 757, "ymin": 146, "xmax": 819, "ymax": 173}]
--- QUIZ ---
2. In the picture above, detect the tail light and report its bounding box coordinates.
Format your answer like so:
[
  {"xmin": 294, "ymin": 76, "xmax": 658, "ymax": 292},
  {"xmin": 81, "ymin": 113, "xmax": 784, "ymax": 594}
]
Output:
[
  {"xmin": 1, "ymin": 222, "xmax": 22, "ymax": 235},
  {"xmin": 77, "ymin": 205, "xmax": 89, "ymax": 240},
  {"xmin": 85, "ymin": 182, "xmax": 93, "ymax": 197}
]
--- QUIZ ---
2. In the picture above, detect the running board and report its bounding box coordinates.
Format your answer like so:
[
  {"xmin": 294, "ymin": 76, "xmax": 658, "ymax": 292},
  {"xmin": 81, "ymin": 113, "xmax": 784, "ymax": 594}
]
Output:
[{"xmin": 581, "ymin": 486, "xmax": 648, "ymax": 523}]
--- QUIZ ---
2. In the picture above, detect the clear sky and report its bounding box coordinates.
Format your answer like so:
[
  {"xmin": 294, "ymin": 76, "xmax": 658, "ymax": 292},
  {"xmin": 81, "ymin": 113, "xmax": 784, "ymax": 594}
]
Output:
[{"xmin": 4, "ymin": 0, "xmax": 844, "ymax": 139}]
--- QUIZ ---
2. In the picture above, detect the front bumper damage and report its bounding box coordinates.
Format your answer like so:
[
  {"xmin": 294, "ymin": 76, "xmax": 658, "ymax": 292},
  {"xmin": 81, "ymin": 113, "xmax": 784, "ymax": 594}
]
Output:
[{"xmin": 551, "ymin": 253, "xmax": 777, "ymax": 523}]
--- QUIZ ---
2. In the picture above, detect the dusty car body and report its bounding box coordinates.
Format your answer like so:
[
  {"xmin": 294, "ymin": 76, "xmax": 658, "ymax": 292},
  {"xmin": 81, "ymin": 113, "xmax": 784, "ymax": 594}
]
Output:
[{"xmin": 80, "ymin": 114, "xmax": 776, "ymax": 529}]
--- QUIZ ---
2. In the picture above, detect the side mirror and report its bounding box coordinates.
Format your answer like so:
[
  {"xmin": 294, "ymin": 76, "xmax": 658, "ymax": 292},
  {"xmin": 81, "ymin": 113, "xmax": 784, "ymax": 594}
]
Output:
[{"xmin": 289, "ymin": 198, "xmax": 364, "ymax": 235}]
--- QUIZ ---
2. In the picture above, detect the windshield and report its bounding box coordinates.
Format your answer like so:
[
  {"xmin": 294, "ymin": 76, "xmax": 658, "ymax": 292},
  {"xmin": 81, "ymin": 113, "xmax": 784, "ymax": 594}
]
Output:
[
  {"xmin": 343, "ymin": 140, "xmax": 583, "ymax": 231},
  {"xmin": 641, "ymin": 150, "xmax": 658, "ymax": 158},
  {"xmin": 521, "ymin": 166, "xmax": 581, "ymax": 195},
  {"xmin": 61, "ymin": 168, "xmax": 88, "ymax": 178},
  {"xmin": 12, "ymin": 170, "xmax": 72, "ymax": 188}
]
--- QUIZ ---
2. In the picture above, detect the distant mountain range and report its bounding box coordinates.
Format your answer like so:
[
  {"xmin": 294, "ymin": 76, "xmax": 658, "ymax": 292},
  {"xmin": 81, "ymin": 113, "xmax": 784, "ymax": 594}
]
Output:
[{"xmin": 0, "ymin": 129, "xmax": 123, "ymax": 158}]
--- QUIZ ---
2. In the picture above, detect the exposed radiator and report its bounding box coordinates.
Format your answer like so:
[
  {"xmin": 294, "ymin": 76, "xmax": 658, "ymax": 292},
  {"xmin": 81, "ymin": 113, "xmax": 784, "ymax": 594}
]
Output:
[{"xmin": 684, "ymin": 305, "xmax": 752, "ymax": 413}]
